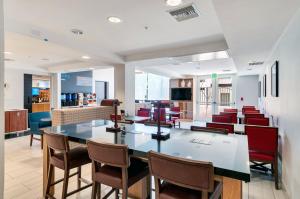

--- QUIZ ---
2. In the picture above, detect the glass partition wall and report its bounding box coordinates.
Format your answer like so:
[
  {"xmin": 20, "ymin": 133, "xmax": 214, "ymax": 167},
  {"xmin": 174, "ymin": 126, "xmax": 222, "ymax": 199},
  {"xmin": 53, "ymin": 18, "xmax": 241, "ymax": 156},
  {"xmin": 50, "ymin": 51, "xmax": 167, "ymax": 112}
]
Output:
[{"xmin": 195, "ymin": 75, "xmax": 236, "ymax": 121}]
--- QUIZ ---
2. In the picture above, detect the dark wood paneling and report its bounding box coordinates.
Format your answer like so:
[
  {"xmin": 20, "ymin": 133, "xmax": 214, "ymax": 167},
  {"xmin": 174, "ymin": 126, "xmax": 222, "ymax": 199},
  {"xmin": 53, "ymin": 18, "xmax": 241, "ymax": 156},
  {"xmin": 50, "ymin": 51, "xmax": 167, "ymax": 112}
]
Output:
[
  {"xmin": 5, "ymin": 112, "xmax": 10, "ymax": 133},
  {"xmin": 5, "ymin": 110, "xmax": 28, "ymax": 133}
]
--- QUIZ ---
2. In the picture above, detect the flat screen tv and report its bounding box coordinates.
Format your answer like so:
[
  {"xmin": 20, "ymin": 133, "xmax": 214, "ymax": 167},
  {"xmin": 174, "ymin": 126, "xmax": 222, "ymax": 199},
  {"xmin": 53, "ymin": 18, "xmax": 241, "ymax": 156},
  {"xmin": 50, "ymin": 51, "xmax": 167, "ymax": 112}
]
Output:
[
  {"xmin": 32, "ymin": 88, "xmax": 40, "ymax": 96},
  {"xmin": 171, "ymin": 88, "xmax": 192, "ymax": 101}
]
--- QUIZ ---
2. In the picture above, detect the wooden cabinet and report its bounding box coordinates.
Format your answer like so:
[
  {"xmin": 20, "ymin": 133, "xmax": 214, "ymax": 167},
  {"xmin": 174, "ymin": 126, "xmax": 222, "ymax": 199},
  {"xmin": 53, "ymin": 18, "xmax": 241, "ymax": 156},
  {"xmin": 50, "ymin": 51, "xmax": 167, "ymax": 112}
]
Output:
[
  {"xmin": 5, "ymin": 109, "xmax": 28, "ymax": 133},
  {"xmin": 32, "ymin": 103, "xmax": 51, "ymax": 113}
]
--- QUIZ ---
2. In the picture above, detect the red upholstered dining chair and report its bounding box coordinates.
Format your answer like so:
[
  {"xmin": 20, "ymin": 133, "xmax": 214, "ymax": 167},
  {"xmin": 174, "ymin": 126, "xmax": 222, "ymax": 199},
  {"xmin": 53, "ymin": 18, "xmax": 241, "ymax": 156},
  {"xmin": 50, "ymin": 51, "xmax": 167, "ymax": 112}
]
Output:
[
  {"xmin": 206, "ymin": 122, "xmax": 234, "ymax": 134},
  {"xmin": 245, "ymin": 126, "xmax": 279, "ymax": 189},
  {"xmin": 212, "ymin": 115, "xmax": 232, "ymax": 123},
  {"xmin": 224, "ymin": 108, "xmax": 238, "ymax": 113},
  {"xmin": 153, "ymin": 108, "xmax": 166, "ymax": 122},
  {"xmin": 242, "ymin": 107, "xmax": 256, "ymax": 114},
  {"xmin": 246, "ymin": 118, "xmax": 270, "ymax": 126},
  {"xmin": 139, "ymin": 108, "xmax": 151, "ymax": 113},
  {"xmin": 220, "ymin": 112, "xmax": 237, "ymax": 123},
  {"xmin": 244, "ymin": 110, "xmax": 260, "ymax": 114},
  {"xmin": 136, "ymin": 110, "xmax": 150, "ymax": 124},
  {"xmin": 110, "ymin": 114, "xmax": 122, "ymax": 121},
  {"xmin": 148, "ymin": 151, "xmax": 223, "ymax": 199},
  {"xmin": 170, "ymin": 107, "xmax": 181, "ymax": 127},
  {"xmin": 244, "ymin": 113, "xmax": 265, "ymax": 123}
]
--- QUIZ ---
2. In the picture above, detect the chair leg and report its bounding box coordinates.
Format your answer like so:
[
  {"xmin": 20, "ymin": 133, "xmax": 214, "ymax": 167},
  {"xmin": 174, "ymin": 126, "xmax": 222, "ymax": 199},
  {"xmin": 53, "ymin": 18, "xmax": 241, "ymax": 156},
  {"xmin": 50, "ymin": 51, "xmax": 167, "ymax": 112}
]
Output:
[
  {"xmin": 77, "ymin": 167, "xmax": 81, "ymax": 189},
  {"xmin": 92, "ymin": 182, "xmax": 98, "ymax": 199},
  {"xmin": 62, "ymin": 169, "xmax": 70, "ymax": 199},
  {"xmin": 44, "ymin": 164, "xmax": 54, "ymax": 198},
  {"xmin": 274, "ymin": 162, "xmax": 279, "ymax": 190},
  {"xmin": 41, "ymin": 134, "xmax": 43, "ymax": 150},
  {"xmin": 115, "ymin": 189, "xmax": 119, "ymax": 199},
  {"xmin": 122, "ymin": 188, "xmax": 127, "ymax": 199},
  {"xmin": 30, "ymin": 134, "xmax": 33, "ymax": 147},
  {"xmin": 97, "ymin": 183, "xmax": 101, "ymax": 199}
]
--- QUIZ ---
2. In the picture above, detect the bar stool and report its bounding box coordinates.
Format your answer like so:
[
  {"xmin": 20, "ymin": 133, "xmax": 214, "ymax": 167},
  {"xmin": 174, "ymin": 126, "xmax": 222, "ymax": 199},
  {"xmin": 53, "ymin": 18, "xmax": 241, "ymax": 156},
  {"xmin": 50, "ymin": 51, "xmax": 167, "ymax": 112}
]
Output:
[
  {"xmin": 44, "ymin": 133, "xmax": 92, "ymax": 199},
  {"xmin": 148, "ymin": 151, "xmax": 223, "ymax": 199},
  {"xmin": 87, "ymin": 141, "xmax": 149, "ymax": 199}
]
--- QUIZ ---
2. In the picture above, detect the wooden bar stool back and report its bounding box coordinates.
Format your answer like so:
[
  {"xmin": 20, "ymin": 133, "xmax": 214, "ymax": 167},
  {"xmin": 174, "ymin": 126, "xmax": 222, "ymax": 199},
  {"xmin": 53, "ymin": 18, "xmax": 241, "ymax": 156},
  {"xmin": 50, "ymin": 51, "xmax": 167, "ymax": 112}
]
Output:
[
  {"xmin": 87, "ymin": 141, "xmax": 149, "ymax": 199},
  {"xmin": 44, "ymin": 133, "xmax": 92, "ymax": 199},
  {"xmin": 148, "ymin": 151, "xmax": 222, "ymax": 199}
]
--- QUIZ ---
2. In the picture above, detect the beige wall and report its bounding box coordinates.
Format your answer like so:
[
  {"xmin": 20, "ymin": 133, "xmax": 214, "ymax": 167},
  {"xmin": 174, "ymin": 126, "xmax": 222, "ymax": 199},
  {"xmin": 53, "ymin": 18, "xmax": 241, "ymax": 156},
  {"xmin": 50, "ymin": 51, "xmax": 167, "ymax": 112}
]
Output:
[
  {"xmin": 114, "ymin": 64, "xmax": 125, "ymax": 109},
  {"xmin": 260, "ymin": 8, "xmax": 300, "ymax": 198},
  {"xmin": 0, "ymin": 0, "xmax": 4, "ymax": 196}
]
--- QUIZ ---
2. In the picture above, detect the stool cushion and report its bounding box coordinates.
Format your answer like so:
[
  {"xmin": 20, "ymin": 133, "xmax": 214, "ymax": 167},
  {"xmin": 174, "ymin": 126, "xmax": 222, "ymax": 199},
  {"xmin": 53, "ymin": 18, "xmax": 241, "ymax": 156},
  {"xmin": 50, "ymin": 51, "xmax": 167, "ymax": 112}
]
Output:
[
  {"xmin": 93, "ymin": 158, "xmax": 149, "ymax": 189},
  {"xmin": 51, "ymin": 147, "xmax": 91, "ymax": 169}
]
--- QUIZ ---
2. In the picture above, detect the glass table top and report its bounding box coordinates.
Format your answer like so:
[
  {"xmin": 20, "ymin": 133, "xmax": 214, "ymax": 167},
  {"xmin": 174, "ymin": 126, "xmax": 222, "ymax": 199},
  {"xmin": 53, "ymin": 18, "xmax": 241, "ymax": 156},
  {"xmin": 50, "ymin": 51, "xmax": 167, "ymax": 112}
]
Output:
[{"xmin": 42, "ymin": 120, "xmax": 250, "ymax": 182}]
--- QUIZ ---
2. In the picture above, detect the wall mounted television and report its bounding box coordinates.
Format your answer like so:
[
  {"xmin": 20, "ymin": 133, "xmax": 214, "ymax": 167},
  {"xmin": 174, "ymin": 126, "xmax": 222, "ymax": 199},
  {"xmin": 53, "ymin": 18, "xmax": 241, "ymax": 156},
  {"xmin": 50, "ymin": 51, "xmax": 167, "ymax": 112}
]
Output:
[{"xmin": 171, "ymin": 88, "xmax": 192, "ymax": 101}]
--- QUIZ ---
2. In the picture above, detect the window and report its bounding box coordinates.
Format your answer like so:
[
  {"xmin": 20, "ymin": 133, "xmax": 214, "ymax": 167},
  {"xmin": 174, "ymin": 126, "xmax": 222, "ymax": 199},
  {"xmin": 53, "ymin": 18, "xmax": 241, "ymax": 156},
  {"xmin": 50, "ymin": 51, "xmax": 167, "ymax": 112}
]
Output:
[{"xmin": 135, "ymin": 73, "xmax": 169, "ymax": 100}]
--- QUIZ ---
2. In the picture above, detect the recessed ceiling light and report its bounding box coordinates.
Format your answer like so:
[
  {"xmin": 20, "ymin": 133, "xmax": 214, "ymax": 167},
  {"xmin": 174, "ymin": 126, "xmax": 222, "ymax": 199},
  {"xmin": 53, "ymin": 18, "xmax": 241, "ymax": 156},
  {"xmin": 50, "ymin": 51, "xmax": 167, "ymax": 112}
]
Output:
[
  {"xmin": 71, "ymin": 28, "xmax": 84, "ymax": 35},
  {"xmin": 187, "ymin": 61, "xmax": 194, "ymax": 64},
  {"xmin": 247, "ymin": 68, "xmax": 253, "ymax": 71},
  {"xmin": 81, "ymin": 55, "xmax": 91, "ymax": 60},
  {"xmin": 222, "ymin": 69, "xmax": 232, "ymax": 72},
  {"xmin": 4, "ymin": 51, "xmax": 12, "ymax": 55},
  {"xmin": 89, "ymin": 67, "xmax": 95, "ymax": 70},
  {"xmin": 107, "ymin": 16, "xmax": 122, "ymax": 23},
  {"xmin": 41, "ymin": 58, "xmax": 49, "ymax": 61},
  {"xmin": 166, "ymin": 0, "xmax": 182, "ymax": 7}
]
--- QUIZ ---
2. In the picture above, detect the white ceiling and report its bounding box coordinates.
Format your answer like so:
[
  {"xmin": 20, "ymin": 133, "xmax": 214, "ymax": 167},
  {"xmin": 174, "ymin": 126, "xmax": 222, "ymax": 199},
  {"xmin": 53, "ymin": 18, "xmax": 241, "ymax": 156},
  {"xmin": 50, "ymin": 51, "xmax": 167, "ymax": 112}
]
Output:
[
  {"xmin": 4, "ymin": 0, "xmax": 224, "ymax": 70},
  {"xmin": 4, "ymin": 0, "xmax": 300, "ymax": 76},
  {"xmin": 212, "ymin": 0, "xmax": 300, "ymax": 74}
]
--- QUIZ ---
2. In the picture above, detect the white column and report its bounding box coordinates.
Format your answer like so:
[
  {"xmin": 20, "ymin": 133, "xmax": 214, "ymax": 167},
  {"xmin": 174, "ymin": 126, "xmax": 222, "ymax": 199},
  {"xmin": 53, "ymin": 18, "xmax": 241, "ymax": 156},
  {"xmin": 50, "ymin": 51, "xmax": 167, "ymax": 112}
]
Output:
[
  {"xmin": 51, "ymin": 73, "xmax": 61, "ymax": 109},
  {"xmin": 114, "ymin": 64, "xmax": 125, "ymax": 109},
  {"xmin": 0, "ymin": 0, "xmax": 5, "ymax": 196},
  {"xmin": 125, "ymin": 64, "xmax": 135, "ymax": 116}
]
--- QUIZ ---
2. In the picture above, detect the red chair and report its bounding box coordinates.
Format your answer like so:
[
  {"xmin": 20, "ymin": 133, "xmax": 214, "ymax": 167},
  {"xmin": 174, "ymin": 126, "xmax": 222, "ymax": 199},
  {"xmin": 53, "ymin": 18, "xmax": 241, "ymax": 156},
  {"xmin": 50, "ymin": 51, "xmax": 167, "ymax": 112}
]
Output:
[
  {"xmin": 244, "ymin": 110, "xmax": 260, "ymax": 114},
  {"xmin": 110, "ymin": 114, "xmax": 121, "ymax": 121},
  {"xmin": 242, "ymin": 107, "xmax": 256, "ymax": 114},
  {"xmin": 246, "ymin": 118, "xmax": 269, "ymax": 126},
  {"xmin": 153, "ymin": 108, "xmax": 166, "ymax": 122},
  {"xmin": 136, "ymin": 110, "xmax": 150, "ymax": 124},
  {"xmin": 224, "ymin": 108, "xmax": 238, "ymax": 113},
  {"xmin": 212, "ymin": 115, "xmax": 232, "ymax": 123},
  {"xmin": 170, "ymin": 107, "xmax": 180, "ymax": 127},
  {"xmin": 140, "ymin": 108, "xmax": 151, "ymax": 113},
  {"xmin": 245, "ymin": 126, "xmax": 279, "ymax": 189},
  {"xmin": 220, "ymin": 112, "xmax": 237, "ymax": 123},
  {"xmin": 206, "ymin": 122, "xmax": 234, "ymax": 134},
  {"xmin": 244, "ymin": 113, "xmax": 265, "ymax": 123}
]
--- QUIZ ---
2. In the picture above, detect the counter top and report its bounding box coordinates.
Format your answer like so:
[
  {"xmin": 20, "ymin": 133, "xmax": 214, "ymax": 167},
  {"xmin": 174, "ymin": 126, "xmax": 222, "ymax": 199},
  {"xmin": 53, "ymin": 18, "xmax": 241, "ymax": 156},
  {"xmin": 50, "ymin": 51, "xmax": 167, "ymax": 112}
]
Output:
[{"xmin": 5, "ymin": 109, "xmax": 28, "ymax": 112}]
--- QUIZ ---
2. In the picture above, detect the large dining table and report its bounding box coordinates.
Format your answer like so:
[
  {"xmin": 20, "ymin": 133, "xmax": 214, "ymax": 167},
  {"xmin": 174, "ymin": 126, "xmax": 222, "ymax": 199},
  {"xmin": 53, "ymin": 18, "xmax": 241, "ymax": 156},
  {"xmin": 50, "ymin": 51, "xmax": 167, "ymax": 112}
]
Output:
[{"xmin": 42, "ymin": 120, "xmax": 250, "ymax": 199}]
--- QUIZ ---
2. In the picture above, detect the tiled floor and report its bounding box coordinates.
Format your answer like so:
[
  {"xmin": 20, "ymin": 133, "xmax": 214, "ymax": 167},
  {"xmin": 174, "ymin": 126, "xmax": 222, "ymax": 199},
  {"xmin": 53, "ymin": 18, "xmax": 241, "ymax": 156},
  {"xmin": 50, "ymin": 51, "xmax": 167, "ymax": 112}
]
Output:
[{"xmin": 4, "ymin": 136, "xmax": 288, "ymax": 199}]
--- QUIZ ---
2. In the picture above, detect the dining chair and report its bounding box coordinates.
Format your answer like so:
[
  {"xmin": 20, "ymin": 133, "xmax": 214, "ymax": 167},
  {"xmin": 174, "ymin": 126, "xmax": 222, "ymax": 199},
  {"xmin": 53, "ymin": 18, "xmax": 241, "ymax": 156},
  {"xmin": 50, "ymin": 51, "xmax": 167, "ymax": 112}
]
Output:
[
  {"xmin": 153, "ymin": 108, "xmax": 166, "ymax": 122},
  {"xmin": 244, "ymin": 113, "xmax": 265, "ymax": 123},
  {"xmin": 170, "ymin": 106, "xmax": 181, "ymax": 127},
  {"xmin": 148, "ymin": 151, "xmax": 222, "ymax": 199},
  {"xmin": 110, "ymin": 114, "xmax": 122, "ymax": 121},
  {"xmin": 136, "ymin": 110, "xmax": 150, "ymax": 124},
  {"xmin": 44, "ymin": 133, "xmax": 92, "ymax": 199},
  {"xmin": 245, "ymin": 126, "xmax": 279, "ymax": 189},
  {"xmin": 206, "ymin": 122, "xmax": 234, "ymax": 134},
  {"xmin": 87, "ymin": 141, "xmax": 149, "ymax": 199},
  {"xmin": 244, "ymin": 110, "xmax": 260, "ymax": 114},
  {"xmin": 246, "ymin": 118, "xmax": 270, "ymax": 126},
  {"xmin": 242, "ymin": 107, "xmax": 256, "ymax": 114},
  {"xmin": 212, "ymin": 114, "xmax": 232, "ymax": 123},
  {"xmin": 29, "ymin": 112, "xmax": 52, "ymax": 149},
  {"xmin": 220, "ymin": 112, "xmax": 237, "ymax": 123},
  {"xmin": 190, "ymin": 126, "xmax": 229, "ymax": 135},
  {"xmin": 223, "ymin": 108, "xmax": 238, "ymax": 113}
]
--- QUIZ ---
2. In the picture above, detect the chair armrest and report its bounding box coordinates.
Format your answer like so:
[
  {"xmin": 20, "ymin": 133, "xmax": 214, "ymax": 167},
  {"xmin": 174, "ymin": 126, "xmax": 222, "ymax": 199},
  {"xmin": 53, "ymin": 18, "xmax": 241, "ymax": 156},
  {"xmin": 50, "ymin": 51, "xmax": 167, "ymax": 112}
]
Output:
[{"xmin": 209, "ymin": 181, "xmax": 223, "ymax": 199}]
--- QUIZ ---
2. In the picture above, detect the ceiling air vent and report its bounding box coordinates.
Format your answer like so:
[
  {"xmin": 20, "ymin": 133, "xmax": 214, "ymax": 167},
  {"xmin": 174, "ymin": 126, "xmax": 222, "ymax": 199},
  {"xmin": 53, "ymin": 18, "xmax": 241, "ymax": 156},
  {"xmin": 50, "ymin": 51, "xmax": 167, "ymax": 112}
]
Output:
[
  {"xmin": 248, "ymin": 61, "xmax": 264, "ymax": 66},
  {"xmin": 168, "ymin": 4, "xmax": 200, "ymax": 22}
]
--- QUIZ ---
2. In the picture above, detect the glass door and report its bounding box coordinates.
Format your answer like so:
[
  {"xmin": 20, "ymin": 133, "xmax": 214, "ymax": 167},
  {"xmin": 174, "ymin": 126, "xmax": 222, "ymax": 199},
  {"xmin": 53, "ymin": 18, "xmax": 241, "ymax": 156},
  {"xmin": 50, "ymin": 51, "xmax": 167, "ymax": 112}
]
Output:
[{"xmin": 195, "ymin": 75, "xmax": 235, "ymax": 121}]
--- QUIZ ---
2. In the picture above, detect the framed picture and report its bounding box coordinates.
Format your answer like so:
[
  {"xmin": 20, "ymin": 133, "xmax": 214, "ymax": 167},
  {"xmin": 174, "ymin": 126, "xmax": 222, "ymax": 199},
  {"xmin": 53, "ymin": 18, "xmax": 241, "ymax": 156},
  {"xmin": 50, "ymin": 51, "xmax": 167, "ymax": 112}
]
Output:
[
  {"xmin": 271, "ymin": 61, "xmax": 279, "ymax": 97},
  {"xmin": 258, "ymin": 81, "xmax": 261, "ymax": 98},
  {"xmin": 263, "ymin": 74, "xmax": 267, "ymax": 97}
]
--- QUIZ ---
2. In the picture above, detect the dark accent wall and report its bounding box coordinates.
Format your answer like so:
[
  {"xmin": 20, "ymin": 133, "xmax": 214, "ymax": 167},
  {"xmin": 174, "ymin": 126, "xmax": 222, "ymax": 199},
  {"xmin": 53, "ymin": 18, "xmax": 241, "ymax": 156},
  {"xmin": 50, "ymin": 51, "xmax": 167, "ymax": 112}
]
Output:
[{"xmin": 61, "ymin": 71, "xmax": 93, "ymax": 93}]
